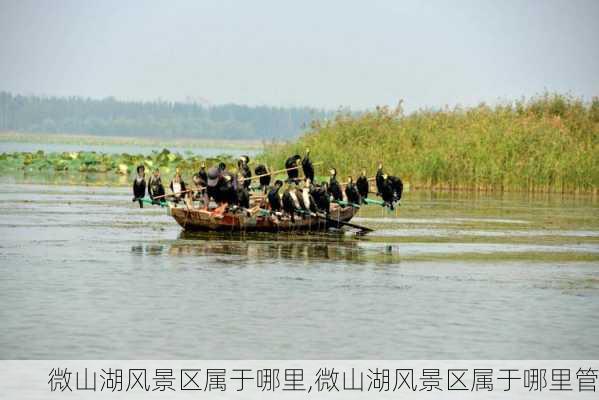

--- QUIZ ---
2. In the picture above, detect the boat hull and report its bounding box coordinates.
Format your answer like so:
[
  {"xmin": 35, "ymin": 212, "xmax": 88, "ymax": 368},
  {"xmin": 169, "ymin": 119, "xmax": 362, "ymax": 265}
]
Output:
[{"xmin": 168, "ymin": 205, "xmax": 357, "ymax": 232}]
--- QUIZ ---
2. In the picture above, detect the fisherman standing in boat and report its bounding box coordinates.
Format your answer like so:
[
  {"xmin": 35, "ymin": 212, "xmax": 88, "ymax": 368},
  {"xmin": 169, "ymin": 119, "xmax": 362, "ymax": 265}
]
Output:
[
  {"xmin": 148, "ymin": 168, "xmax": 166, "ymax": 203},
  {"xmin": 132, "ymin": 165, "xmax": 146, "ymax": 208}
]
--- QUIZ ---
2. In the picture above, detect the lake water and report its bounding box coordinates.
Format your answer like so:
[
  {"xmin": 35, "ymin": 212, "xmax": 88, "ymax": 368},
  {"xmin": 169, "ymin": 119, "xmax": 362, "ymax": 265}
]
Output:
[{"xmin": 0, "ymin": 184, "xmax": 598, "ymax": 359}]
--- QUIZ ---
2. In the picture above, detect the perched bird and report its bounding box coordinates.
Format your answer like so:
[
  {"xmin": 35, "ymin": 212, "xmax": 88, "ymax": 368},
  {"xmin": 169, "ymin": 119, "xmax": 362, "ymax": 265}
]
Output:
[
  {"xmin": 254, "ymin": 164, "xmax": 271, "ymax": 192},
  {"xmin": 237, "ymin": 155, "xmax": 252, "ymax": 189},
  {"xmin": 267, "ymin": 180, "xmax": 283, "ymax": 211},
  {"xmin": 379, "ymin": 174, "xmax": 396, "ymax": 209},
  {"xmin": 282, "ymin": 185, "xmax": 300, "ymax": 222},
  {"xmin": 345, "ymin": 176, "xmax": 361, "ymax": 205},
  {"xmin": 132, "ymin": 165, "xmax": 146, "ymax": 208},
  {"xmin": 328, "ymin": 168, "xmax": 343, "ymax": 201},
  {"xmin": 198, "ymin": 162, "xmax": 208, "ymax": 187},
  {"xmin": 301, "ymin": 179, "xmax": 317, "ymax": 213},
  {"xmin": 301, "ymin": 148, "xmax": 314, "ymax": 182},
  {"xmin": 375, "ymin": 162, "xmax": 385, "ymax": 195},
  {"xmin": 311, "ymin": 182, "xmax": 330, "ymax": 214},
  {"xmin": 356, "ymin": 169, "xmax": 369, "ymax": 201},
  {"xmin": 388, "ymin": 175, "xmax": 403, "ymax": 204},
  {"xmin": 148, "ymin": 168, "xmax": 165, "ymax": 201},
  {"xmin": 236, "ymin": 173, "xmax": 250, "ymax": 208},
  {"xmin": 285, "ymin": 154, "xmax": 302, "ymax": 184}
]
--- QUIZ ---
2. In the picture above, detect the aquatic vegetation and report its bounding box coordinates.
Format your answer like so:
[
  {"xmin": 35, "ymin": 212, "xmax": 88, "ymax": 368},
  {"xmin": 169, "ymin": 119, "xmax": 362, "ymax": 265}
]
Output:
[
  {"xmin": 0, "ymin": 148, "xmax": 236, "ymax": 181},
  {"xmin": 262, "ymin": 94, "xmax": 599, "ymax": 194}
]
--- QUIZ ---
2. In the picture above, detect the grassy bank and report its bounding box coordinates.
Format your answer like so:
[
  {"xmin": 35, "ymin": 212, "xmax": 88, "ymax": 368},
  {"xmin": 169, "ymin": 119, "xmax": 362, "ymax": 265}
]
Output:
[{"xmin": 262, "ymin": 94, "xmax": 599, "ymax": 194}]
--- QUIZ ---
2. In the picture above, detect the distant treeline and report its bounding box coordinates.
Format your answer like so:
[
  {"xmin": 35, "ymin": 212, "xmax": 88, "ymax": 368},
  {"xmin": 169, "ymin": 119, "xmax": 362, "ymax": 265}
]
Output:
[
  {"xmin": 263, "ymin": 94, "xmax": 599, "ymax": 193},
  {"xmin": 0, "ymin": 92, "xmax": 335, "ymax": 140}
]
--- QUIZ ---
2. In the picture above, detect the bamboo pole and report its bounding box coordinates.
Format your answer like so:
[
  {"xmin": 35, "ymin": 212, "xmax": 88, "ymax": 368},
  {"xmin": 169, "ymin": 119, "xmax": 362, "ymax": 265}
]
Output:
[{"xmin": 241, "ymin": 161, "xmax": 323, "ymax": 182}]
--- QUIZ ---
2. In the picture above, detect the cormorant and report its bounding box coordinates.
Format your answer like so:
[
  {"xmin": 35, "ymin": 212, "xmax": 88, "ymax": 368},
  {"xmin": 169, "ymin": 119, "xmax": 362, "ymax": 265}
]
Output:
[
  {"xmin": 254, "ymin": 164, "xmax": 271, "ymax": 192},
  {"xmin": 169, "ymin": 173, "xmax": 187, "ymax": 203},
  {"xmin": 237, "ymin": 155, "xmax": 252, "ymax": 189},
  {"xmin": 345, "ymin": 176, "xmax": 361, "ymax": 205},
  {"xmin": 301, "ymin": 180, "xmax": 317, "ymax": 213},
  {"xmin": 328, "ymin": 168, "xmax": 343, "ymax": 201},
  {"xmin": 379, "ymin": 174, "xmax": 396, "ymax": 209},
  {"xmin": 198, "ymin": 162, "xmax": 208, "ymax": 186},
  {"xmin": 132, "ymin": 165, "xmax": 146, "ymax": 208},
  {"xmin": 356, "ymin": 169, "xmax": 369, "ymax": 201},
  {"xmin": 375, "ymin": 162, "xmax": 385, "ymax": 195},
  {"xmin": 310, "ymin": 182, "xmax": 331, "ymax": 215},
  {"xmin": 301, "ymin": 148, "xmax": 314, "ymax": 182},
  {"xmin": 285, "ymin": 155, "xmax": 302, "ymax": 184},
  {"xmin": 235, "ymin": 173, "xmax": 250, "ymax": 208},
  {"xmin": 267, "ymin": 180, "xmax": 283, "ymax": 212},
  {"xmin": 282, "ymin": 186, "xmax": 300, "ymax": 222},
  {"xmin": 148, "ymin": 168, "xmax": 165, "ymax": 201}
]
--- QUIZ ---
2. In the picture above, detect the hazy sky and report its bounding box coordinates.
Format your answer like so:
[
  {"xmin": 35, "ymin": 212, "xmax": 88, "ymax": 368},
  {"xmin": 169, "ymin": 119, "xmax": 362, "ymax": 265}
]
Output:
[{"xmin": 1, "ymin": 0, "xmax": 598, "ymax": 110}]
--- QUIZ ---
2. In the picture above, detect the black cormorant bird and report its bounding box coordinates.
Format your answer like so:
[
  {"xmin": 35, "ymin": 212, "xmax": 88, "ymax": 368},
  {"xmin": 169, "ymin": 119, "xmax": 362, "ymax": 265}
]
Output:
[
  {"xmin": 356, "ymin": 169, "xmax": 369, "ymax": 201},
  {"xmin": 148, "ymin": 169, "xmax": 165, "ymax": 201},
  {"xmin": 254, "ymin": 164, "xmax": 271, "ymax": 192},
  {"xmin": 285, "ymin": 155, "xmax": 302, "ymax": 183},
  {"xmin": 375, "ymin": 162, "xmax": 385, "ymax": 195},
  {"xmin": 328, "ymin": 168, "xmax": 343, "ymax": 201},
  {"xmin": 267, "ymin": 180, "xmax": 283, "ymax": 212},
  {"xmin": 345, "ymin": 176, "xmax": 361, "ymax": 205},
  {"xmin": 311, "ymin": 182, "xmax": 331, "ymax": 214},
  {"xmin": 198, "ymin": 162, "xmax": 208, "ymax": 186},
  {"xmin": 132, "ymin": 165, "xmax": 146, "ymax": 208},
  {"xmin": 301, "ymin": 148, "xmax": 314, "ymax": 182},
  {"xmin": 237, "ymin": 155, "xmax": 252, "ymax": 189}
]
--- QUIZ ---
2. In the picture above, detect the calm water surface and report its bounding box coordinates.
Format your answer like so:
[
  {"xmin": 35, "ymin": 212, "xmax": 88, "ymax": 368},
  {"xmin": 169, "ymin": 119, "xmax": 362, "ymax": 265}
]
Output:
[{"xmin": 0, "ymin": 184, "xmax": 598, "ymax": 359}]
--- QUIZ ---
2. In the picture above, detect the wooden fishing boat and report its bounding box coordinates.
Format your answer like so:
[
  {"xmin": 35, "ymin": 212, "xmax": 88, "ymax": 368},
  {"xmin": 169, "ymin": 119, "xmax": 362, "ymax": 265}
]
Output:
[{"xmin": 168, "ymin": 203, "xmax": 359, "ymax": 232}]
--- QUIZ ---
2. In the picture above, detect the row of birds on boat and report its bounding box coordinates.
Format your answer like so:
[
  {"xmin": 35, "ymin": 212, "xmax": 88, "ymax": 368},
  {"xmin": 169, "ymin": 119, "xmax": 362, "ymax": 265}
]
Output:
[{"xmin": 132, "ymin": 149, "xmax": 403, "ymax": 217}]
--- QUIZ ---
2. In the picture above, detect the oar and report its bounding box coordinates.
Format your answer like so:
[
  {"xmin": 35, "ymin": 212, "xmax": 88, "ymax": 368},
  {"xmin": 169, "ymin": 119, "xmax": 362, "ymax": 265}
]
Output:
[
  {"xmin": 317, "ymin": 212, "xmax": 373, "ymax": 233},
  {"xmin": 295, "ymin": 209, "xmax": 373, "ymax": 233}
]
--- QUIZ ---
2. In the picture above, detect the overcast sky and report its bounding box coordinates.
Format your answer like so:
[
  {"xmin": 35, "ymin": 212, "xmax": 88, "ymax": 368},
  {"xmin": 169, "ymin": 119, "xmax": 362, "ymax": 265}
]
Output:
[{"xmin": 1, "ymin": 0, "xmax": 598, "ymax": 111}]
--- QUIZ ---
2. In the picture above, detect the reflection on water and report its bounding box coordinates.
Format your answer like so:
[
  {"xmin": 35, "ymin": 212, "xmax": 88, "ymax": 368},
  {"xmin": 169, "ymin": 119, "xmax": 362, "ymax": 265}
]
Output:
[{"xmin": 169, "ymin": 232, "xmax": 401, "ymax": 265}]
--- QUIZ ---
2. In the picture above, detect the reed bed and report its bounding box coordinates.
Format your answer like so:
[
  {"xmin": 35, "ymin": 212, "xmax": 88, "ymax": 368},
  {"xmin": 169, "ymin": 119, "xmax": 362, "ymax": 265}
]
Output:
[{"xmin": 262, "ymin": 94, "xmax": 599, "ymax": 194}]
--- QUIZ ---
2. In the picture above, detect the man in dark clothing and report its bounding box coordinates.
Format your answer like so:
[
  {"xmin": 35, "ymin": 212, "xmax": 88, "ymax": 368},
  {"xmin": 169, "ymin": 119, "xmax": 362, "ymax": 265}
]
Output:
[
  {"xmin": 132, "ymin": 165, "xmax": 146, "ymax": 208},
  {"xmin": 285, "ymin": 155, "xmax": 301, "ymax": 184}
]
